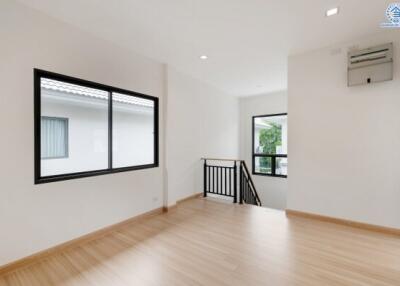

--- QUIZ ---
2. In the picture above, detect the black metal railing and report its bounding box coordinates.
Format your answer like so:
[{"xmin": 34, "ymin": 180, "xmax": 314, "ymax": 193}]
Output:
[
  {"xmin": 203, "ymin": 161, "xmax": 237, "ymax": 203},
  {"xmin": 240, "ymin": 161, "xmax": 262, "ymax": 206},
  {"xmin": 203, "ymin": 158, "xmax": 261, "ymax": 206}
]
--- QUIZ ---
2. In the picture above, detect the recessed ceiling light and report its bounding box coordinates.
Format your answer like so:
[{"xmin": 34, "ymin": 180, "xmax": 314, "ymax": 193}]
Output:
[
  {"xmin": 200, "ymin": 55, "xmax": 208, "ymax": 60},
  {"xmin": 326, "ymin": 7, "xmax": 339, "ymax": 17}
]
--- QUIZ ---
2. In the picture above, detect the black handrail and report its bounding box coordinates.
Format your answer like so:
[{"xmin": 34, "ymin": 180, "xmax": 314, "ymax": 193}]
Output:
[{"xmin": 203, "ymin": 159, "xmax": 261, "ymax": 206}]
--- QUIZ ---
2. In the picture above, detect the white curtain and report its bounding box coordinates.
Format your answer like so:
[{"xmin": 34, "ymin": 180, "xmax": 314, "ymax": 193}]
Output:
[{"xmin": 41, "ymin": 117, "xmax": 68, "ymax": 159}]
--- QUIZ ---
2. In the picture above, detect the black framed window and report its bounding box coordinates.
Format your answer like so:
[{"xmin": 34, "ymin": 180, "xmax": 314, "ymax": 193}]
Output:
[
  {"xmin": 41, "ymin": 117, "xmax": 69, "ymax": 159},
  {"xmin": 34, "ymin": 69, "xmax": 159, "ymax": 184},
  {"xmin": 252, "ymin": 113, "xmax": 287, "ymax": 178}
]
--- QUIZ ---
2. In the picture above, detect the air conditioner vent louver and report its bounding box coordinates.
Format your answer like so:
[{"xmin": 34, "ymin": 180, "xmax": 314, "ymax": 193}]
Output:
[
  {"xmin": 350, "ymin": 49, "xmax": 389, "ymax": 64},
  {"xmin": 348, "ymin": 43, "xmax": 393, "ymax": 86}
]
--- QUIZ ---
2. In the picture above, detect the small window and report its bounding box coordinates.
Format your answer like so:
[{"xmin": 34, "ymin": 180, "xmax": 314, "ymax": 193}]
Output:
[
  {"xmin": 252, "ymin": 113, "xmax": 287, "ymax": 177},
  {"xmin": 41, "ymin": 117, "xmax": 68, "ymax": 159},
  {"xmin": 34, "ymin": 69, "xmax": 159, "ymax": 184}
]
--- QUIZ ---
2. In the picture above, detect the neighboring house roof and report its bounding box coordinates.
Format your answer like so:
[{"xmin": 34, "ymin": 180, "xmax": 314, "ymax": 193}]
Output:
[{"xmin": 41, "ymin": 78, "xmax": 154, "ymax": 108}]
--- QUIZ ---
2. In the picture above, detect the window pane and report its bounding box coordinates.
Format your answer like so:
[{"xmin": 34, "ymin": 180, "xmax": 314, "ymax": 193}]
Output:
[
  {"xmin": 41, "ymin": 117, "xmax": 68, "ymax": 159},
  {"xmin": 276, "ymin": 157, "xmax": 288, "ymax": 176},
  {"xmin": 112, "ymin": 92, "xmax": 155, "ymax": 168},
  {"xmin": 254, "ymin": 115, "xmax": 287, "ymax": 154},
  {"xmin": 40, "ymin": 78, "xmax": 109, "ymax": 176},
  {"xmin": 254, "ymin": 157, "xmax": 272, "ymax": 174}
]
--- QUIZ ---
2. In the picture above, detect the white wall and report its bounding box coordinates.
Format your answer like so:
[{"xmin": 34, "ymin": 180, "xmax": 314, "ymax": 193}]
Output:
[
  {"xmin": 0, "ymin": 1, "xmax": 165, "ymax": 266},
  {"xmin": 239, "ymin": 92, "xmax": 288, "ymax": 210},
  {"xmin": 288, "ymin": 30, "xmax": 400, "ymax": 228},
  {"xmin": 166, "ymin": 67, "xmax": 239, "ymax": 206},
  {"xmin": 113, "ymin": 105, "xmax": 154, "ymax": 168}
]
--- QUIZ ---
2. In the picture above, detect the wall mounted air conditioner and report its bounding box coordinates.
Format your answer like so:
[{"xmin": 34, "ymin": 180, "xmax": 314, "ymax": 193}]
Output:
[{"xmin": 348, "ymin": 43, "xmax": 393, "ymax": 86}]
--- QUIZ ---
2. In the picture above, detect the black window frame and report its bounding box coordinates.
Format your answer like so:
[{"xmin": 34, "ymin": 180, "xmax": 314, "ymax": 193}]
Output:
[
  {"xmin": 34, "ymin": 69, "xmax": 159, "ymax": 184},
  {"xmin": 252, "ymin": 113, "xmax": 287, "ymax": 178}
]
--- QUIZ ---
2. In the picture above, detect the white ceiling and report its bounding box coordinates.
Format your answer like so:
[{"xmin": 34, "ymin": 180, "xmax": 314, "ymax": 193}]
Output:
[{"xmin": 18, "ymin": 0, "xmax": 390, "ymax": 96}]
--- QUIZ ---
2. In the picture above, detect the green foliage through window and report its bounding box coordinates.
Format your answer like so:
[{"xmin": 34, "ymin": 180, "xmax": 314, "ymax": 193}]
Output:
[
  {"xmin": 258, "ymin": 123, "xmax": 282, "ymax": 172},
  {"xmin": 259, "ymin": 123, "xmax": 282, "ymax": 154},
  {"xmin": 259, "ymin": 157, "xmax": 272, "ymax": 173}
]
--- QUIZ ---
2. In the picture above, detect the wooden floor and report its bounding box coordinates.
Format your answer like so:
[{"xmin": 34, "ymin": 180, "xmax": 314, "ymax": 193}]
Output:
[{"xmin": 1, "ymin": 198, "xmax": 400, "ymax": 286}]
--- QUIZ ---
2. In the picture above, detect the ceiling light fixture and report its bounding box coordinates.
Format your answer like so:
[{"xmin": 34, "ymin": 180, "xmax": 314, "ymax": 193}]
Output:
[
  {"xmin": 200, "ymin": 55, "xmax": 208, "ymax": 60},
  {"xmin": 326, "ymin": 7, "xmax": 339, "ymax": 17}
]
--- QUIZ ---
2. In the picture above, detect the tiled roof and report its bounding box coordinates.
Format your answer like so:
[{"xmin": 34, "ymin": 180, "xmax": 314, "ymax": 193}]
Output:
[{"xmin": 41, "ymin": 78, "xmax": 154, "ymax": 108}]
